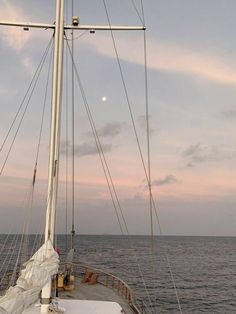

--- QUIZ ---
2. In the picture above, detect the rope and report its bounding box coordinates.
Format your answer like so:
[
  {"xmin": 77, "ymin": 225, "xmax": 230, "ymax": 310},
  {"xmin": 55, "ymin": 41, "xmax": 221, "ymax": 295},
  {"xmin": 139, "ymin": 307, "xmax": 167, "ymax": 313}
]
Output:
[
  {"xmin": 65, "ymin": 38, "xmax": 124, "ymax": 235},
  {"xmin": 10, "ymin": 181, "xmax": 38, "ymax": 285},
  {"xmin": 129, "ymin": 0, "xmax": 145, "ymax": 25},
  {"xmin": 141, "ymin": 1, "xmax": 182, "ymax": 312},
  {"xmin": 0, "ymin": 233, "xmax": 18, "ymax": 286},
  {"xmin": 71, "ymin": 0, "xmax": 76, "ymax": 251},
  {"xmin": 34, "ymin": 39, "xmax": 53, "ymax": 170},
  {"xmin": 65, "ymin": 30, "xmax": 88, "ymax": 41},
  {"xmin": 102, "ymin": 1, "xmax": 183, "ymax": 312},
  {"xmin": 65, "ymin": 37, "xmax": 154, "ymax": 313},
  {"xmin": 0, "ymin": 37, "xmax": 53, "ymax": 155},
  {"xmin": 143, "ymin": 27, "xmax": 154, "ymax": 252},
  {"xmin": 65, "ymin": 23, "xmax": 69, "ymax": 254},
  {"xmin": 0, "ymin": 37, "xmax": 53, "ymax": 176},
  {"xmin": 2, "ymin": 37, "xmax": 53, "ymax": 288},
  {"xmin": 27, "ymin": 40, "xmax": 53, "ymax": 257},
  {"xmin": 0, "ymin": 231, "xmax": 13, "ymax": 259}
]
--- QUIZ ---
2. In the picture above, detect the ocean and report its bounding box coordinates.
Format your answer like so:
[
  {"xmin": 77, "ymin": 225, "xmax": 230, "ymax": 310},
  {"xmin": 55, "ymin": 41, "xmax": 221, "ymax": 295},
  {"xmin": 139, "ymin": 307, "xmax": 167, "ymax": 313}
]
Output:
[{"xmin": 1, "ymin": 235, "xmax": 236, "ymax": 313}]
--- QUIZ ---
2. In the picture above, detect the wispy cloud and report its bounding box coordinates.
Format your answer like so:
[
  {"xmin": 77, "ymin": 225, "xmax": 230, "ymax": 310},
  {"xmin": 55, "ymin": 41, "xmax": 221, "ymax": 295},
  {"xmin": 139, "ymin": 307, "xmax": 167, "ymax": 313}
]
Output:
[
  {"xmin": 84, "ymin": 35, "xmax": 236, "ymax": 86},
  {"xmin": 152, "ymin": 174, "xmax": 179, "ymax": 186},
  {"xmin": 86, "ymin": 122, "xmax": 127, "ymax": 139},
  {"xmin": 61, "ymin": 141, "xmax": 112, "ymax": 157},
  {"xmin": 221, "ymin": 109, "xmax": 236, "ymax": 119},
  {"xmin": 22, "ymin": 56, "xmax": 35, "ymax": 76},
  {"xmin": 0, "ymin": 1, "xmax": 31, "ymax": 52},
  {"xmin": 182, "ymin": 143, "xmax": 236, "ymax": 165},
  {"xmin": 137, "ymin": 115, "xmax": 155, "ymax": 135}
]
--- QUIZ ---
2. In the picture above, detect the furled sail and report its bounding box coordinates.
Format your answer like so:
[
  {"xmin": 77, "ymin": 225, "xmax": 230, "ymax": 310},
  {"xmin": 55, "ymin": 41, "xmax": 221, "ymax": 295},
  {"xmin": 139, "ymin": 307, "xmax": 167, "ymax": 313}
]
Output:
[{"xmin": 0, "ymin": 239, "xmax": 59, "ymax": 314}]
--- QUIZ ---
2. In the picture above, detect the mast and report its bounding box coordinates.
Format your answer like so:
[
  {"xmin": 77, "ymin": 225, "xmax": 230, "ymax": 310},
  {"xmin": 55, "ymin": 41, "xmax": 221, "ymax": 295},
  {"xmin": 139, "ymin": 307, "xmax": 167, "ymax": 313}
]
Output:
[
  {"xmin": 0, "ymin": 2, "xmax": 145, "ymax": 311},
  {"xmin": 41, "ymin": 0, "xmax": 64, "ymax": 311},
  {"xmin": 71, "ymin": 1, "xmax": 76, "ymax": 251}
]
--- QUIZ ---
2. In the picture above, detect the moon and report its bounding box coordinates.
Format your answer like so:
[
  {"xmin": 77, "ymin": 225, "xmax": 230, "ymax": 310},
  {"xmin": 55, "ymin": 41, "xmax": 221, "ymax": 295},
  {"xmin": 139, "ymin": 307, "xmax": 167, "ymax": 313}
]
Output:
[{"xmin": 102, "ymin": 96, "xmax": 107, "ymax": 102}]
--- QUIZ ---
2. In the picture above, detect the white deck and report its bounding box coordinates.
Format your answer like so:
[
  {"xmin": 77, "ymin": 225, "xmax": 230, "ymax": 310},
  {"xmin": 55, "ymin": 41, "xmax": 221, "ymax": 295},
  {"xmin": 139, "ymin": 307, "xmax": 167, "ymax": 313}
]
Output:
[{"xmin": 23, "ymin": 299, "xmax": 123, "ymax": 314}]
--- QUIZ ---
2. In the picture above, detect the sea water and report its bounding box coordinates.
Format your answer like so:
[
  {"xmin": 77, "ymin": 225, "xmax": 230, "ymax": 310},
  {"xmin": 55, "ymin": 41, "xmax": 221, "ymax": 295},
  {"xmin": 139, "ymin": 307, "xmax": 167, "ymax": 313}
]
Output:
[{"xmin": 1, "ymin": 235, "xmax": 236, "ymax": 314}]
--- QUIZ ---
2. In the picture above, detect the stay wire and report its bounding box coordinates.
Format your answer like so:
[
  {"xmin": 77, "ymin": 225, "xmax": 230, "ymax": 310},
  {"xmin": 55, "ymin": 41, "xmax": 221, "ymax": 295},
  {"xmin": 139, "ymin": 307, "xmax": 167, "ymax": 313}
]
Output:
[
  {"xmin": 65, "ymin": 38, "xmax": 124, "ymax": 235},
  {"xmin": 66, "ymin": 38, "xmax": 154, "ymax": 313},
  {"xmin": 143, "ymin": 29, "xmax": 154, "ymax": 251},
  {"xmin": 141, "ymin": 2, "xmax": 182, "ymax": 312},
  {"xmin": 71, "ymin": 0, "xmax": 76, "ymax": 250},
  {"xmin": 143, "ymin": 2, "xmax": 184, "ymax": 312},
  {"xmin": 1, "ymin": 39, "xmax": 53, "ymax": 287},
  {"xmin": 34, "ymin": 39, "xmax": 53, "ymax": 172},
  {"xmin": 102, "ymin": 0, "xmax": 149, "ymax": 193},
  {"xmin": 0, "ymin": 234, "xmax": 19, "ymax": 289},
  {"xmin": 11, "ymin": 176, "xmax": 41, "ymax": 284},
  {"xmin": 65, "ymin": 28, "xmax": 69, "ymax": 254},
  {"xmin": 129, "ymin": 0, "xmax": 145, "ymax": 25},
  {"xmin": 0, "ymin": 37, "xmax": 53, "ymax": 176},
  {"xmin": 65, "ymin": 30, "xmax": 88, "ymax": 41},
  {"xmin": 0, "ymin": 37, "xmax": 53, "ymax": 155},
  {"xmin": 0, "ymin": 230, "xmax": 13, "ymax": 259},
  {"xmin": 103, "ymin": 1, "xmax": 183, "ymax": 312},
  {"xmin": 64, "ymin": 0, "xmax": 69, "ymax": 254},
  {"xmin": 140, "ymin": 0, "xmax": 146, "ymax": 25},
  {"xmin": 0, "ymin": 234, "xmax": 18, "ymax": 280},
  {"xmin": 27, "ymin": 41, "xmax": 53, "ymax": 255}
]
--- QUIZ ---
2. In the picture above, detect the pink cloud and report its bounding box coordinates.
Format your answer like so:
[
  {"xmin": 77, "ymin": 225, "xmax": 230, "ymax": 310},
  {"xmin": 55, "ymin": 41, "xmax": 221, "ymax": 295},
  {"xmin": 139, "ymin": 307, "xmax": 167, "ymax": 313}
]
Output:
[
  {"xmin": 83, "ymin": 34, "xmax": 236, "ymax": 86},
  {"xmin": 0, "ymin": 1, "xmax": 32, "ymax": 52}
]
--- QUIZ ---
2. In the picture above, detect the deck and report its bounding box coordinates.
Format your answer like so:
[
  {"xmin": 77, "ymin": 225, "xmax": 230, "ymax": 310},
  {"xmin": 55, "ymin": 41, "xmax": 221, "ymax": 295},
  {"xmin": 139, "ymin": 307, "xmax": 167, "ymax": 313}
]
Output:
[
  {"xmin": 1, "ymin": 263, "xmax": 142, "ymax": 314},
  {"xmin": 23, "ymin": 299, "xmax": 124, "ymax": 314},
  {"xmin": 59, "ymin": 280, "xmax": 136, "ymax": 314},
  {"xmin": 58, "ymin": 262, "xmax": 141, "ymax": 314}
]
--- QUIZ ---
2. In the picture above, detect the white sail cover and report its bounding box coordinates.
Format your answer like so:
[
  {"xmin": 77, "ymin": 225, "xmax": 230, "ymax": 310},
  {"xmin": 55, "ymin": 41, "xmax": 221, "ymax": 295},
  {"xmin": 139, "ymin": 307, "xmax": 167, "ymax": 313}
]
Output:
[{"xmin": 0, "ymin": 239, "xmax": 59, "ymax": 314}]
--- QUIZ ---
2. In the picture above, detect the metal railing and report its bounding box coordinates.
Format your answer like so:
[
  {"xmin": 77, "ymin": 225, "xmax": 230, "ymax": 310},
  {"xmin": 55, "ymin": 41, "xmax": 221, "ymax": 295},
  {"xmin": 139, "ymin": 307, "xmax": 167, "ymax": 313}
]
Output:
[
  {"xmin": 1, "ymin": 263, "xmax": 146, "ymax": 313},
  {"xmin": 60, "ymin": 262, "xmax": 142, "ymax": 314}
]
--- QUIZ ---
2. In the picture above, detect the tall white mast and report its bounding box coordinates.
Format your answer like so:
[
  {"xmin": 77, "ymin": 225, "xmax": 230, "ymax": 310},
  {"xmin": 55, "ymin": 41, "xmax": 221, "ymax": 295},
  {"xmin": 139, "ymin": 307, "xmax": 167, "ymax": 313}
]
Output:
[
  {"xmin": 0, "ymin": 3, "xmax": 144, "ymax": 312},
  {"xmin": 41, "ymin": 0, "xmax": 64, "ymax": 311}
]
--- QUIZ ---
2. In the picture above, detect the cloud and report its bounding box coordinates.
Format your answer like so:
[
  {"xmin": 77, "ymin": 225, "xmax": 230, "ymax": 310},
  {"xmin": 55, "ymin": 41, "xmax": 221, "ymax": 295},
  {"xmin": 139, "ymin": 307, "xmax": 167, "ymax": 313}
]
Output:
[
  {"xmin": 61, "ymin": 141, "xmax": 112, "ymax": 157},
  {"xmin": 137, "ymin": 115, "xmax": 155, "ymax": 135},
  {"xmin": 83, "ymin": 35, "xmax": 236, "ymax": 86},
  {"xmin": 0, "ymin": 1, "xmax": 31, "ymax": 52},
  {"xmin": 86, "ymin": 122, "xmax": 127, "ymax": 139},
  {"xmin": 22, "ymin": 57, "xmax": 35, "ymax": 75},
  {"xmin": 152, "ymin": 175, "xmax": 179, "ymax": 186},
  {"xmin": 221, "ymin": 110, "xmax": 236, "ymax": 119},
  {"xmin": 182, "ymin": 143, "xmax": 236, "ymax": 165}
]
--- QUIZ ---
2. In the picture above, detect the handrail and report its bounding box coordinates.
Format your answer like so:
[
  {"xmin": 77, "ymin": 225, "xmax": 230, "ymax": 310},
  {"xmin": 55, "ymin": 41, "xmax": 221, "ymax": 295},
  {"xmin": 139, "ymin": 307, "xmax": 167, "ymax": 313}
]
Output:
[
  {"xmin": 1, "ymin": 263, "xmax": 144, "ymax": 313},
  {"xmin": 60, "ymin": 262, "xmax": 142, "ymax": 314}
]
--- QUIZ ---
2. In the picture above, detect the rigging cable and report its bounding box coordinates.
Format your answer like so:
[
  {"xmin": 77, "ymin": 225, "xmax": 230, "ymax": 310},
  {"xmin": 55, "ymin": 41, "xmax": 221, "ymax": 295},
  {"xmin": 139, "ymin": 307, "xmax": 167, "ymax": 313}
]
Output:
[
  {"xmin": 0, "ymin": 234, "xmax": 19, "ymax": 288},
  {"xmin": 28, "ymin": 37, "xmax": 54, "ymax": 257},
  {"xmin": 0, "ymin": 37, "xmax": 54, "ymax": 176},
  {"xmin": 8, "ymin": 38, "xmax": 54, "ymax": 286},
  {"xmin": 0, "ymin": 229, "xmax": 13, "ymax": 260},
  {"xmin": 64, "ymin": 0, "xmax": 69, "ymax": 254},
  {"xmin": 141, "ymin": 0, "xmax": 182, "ymax": 314},
  {"xmin": 71, "ymin": 0, "xmax": 76, "ymax": 251},
  {"xmin": 65, "ymin": 38, "xmax": 155, "ymax": 312},
  {"xmin": 65, "ymin": 30, "xmax": 88, "ymax": 41},
  {"xmin": 142, "ymin": 11, "xmax": 154, "ymax": 253},
  {"xmin": 140, "ymin": 1, "xmax": 183, "ymax": 312},
  {"xmin": 102, "ymin": 1, "xmax": 183, "ymax": 312},
  {"xmin": 0, "ymin": 36, "xmax": 53, "ymax": 287},
  {"xmin": 0, "ymin": 37, "xmax": 53, "ymax": 155},
  {"xmin": 65, "ymin": 38, "xmax": 124, "ymax": 235},
  {"xmin": 129, "ymin": 0, "xmax": 145, "ymax": 25}
]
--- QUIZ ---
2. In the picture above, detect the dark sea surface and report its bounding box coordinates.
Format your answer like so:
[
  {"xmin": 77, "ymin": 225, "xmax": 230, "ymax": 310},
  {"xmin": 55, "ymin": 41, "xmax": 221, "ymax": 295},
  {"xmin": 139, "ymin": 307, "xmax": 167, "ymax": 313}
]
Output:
[{"xmin": 1, "ymin": 235, "xmax": 236, "ymax": 313}]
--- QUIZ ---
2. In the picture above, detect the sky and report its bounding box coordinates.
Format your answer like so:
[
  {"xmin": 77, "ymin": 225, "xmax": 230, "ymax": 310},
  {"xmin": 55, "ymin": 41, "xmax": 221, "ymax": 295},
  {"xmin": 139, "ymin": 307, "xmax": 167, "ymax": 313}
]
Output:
[{"xmin": 0, "ymin": 0, "xmax": 236, "ymax": 236}]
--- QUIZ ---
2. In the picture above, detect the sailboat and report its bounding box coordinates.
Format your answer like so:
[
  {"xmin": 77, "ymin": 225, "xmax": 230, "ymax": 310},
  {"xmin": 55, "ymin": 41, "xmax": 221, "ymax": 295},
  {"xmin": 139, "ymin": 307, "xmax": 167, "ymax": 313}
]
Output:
[{"xmin": 0, "ymin": 0, "xmax": 153, "ymax": 313}]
